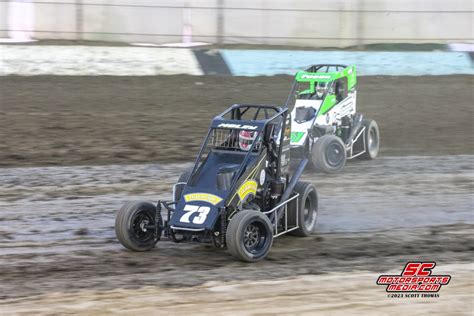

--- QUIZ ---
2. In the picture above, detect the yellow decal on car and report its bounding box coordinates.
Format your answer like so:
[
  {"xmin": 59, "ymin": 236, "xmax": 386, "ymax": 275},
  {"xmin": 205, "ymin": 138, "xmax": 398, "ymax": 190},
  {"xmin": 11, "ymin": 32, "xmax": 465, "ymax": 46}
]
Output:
[
  {"xmin": 237, "ymin": 180, "xmax": 258, "ymax": 201},
  {"xmin": 184, "ymin": 193, "xmax": 223, "ymax": 205}
]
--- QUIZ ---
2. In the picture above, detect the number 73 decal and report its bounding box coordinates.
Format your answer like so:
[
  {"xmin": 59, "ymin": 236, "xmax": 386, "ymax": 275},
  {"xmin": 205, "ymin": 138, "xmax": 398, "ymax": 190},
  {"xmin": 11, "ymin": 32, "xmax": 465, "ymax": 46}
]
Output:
[{"xmin": 180, "ymin": 204, "xmax": 210, "ymax": 224}]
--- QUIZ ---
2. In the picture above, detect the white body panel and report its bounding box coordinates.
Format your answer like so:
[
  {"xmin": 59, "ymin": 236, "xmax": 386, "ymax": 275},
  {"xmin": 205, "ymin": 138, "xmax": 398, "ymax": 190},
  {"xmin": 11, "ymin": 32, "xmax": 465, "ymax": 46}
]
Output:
[
  {"xmin": 290, "ymin": 91, "xmax": 357, "ymax": 148},
  {"xmin": 290, "ymin": 100, "xmax": 321, "ymax": 147},
  {"xmin": 315, "ymin": 91, "xmax": 357, "ymax": 126}
]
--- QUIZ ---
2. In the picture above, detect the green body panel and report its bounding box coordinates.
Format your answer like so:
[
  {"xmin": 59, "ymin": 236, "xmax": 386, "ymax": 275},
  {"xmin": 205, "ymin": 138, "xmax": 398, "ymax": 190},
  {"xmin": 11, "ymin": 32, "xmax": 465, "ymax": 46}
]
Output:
[
  {"xmin": 318, "ymin": 94, "xmax": 337, "ymax": 115},
  {"xmin": 295, "ymin": 71, "xmax": 337, "ymax": 83},
  {"xmin": 299, "ymin": 88, "xmax": 313, "ymax": 95},
  {"xmin": 343, "ymin": 66, "xmax": 357, "ymax": 90},
  {"xmin": 294, "ymin": 65, "xmax": 356, "ymax": 116},
  {"xmin": 290, "ymin": 131, "xmax": 305, "ymax": 143},
  {"xmin": 295, "ymin": 65, "xmax": 357, "ymax": 94}
]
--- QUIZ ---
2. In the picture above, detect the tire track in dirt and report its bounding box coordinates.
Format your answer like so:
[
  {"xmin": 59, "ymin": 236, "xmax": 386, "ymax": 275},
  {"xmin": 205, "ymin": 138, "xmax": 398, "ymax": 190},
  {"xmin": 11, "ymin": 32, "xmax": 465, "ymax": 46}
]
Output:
[
  {"xmin": 2, "ymin": 263, "xmax": 472, "ymax": 315},
  {"xmin": 0, "ymin": 155, "xmax": 472, "ymax": 300}
]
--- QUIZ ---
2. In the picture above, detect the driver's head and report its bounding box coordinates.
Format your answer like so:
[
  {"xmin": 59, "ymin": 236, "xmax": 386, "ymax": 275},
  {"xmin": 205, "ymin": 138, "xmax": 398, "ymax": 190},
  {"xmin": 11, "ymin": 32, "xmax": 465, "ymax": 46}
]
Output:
[
  {"xmin": 315, "ymin": 81, "xmax": 328, "ymax": 98},
  {"xmin": 238, "ymin": 130, "xmax": 256, "ymax": 151}
]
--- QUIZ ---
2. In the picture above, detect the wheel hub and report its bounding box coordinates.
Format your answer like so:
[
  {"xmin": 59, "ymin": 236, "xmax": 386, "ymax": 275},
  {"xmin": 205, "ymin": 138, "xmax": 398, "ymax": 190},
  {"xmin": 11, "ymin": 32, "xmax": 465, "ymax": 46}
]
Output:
[
  {"xmin": 132, "ymin": 211, "xmax": 154, "ymax": 240},
  {"xmin": 244, "ymin": 224, "xmax": 260, "ymax": 249},
  {"xmin": 326, "ymin": 142, "xmax": 344, "ymax": 166},
  {"xmin": 139, "ymin": 219, "xmax": 149, "ymax": 232}
]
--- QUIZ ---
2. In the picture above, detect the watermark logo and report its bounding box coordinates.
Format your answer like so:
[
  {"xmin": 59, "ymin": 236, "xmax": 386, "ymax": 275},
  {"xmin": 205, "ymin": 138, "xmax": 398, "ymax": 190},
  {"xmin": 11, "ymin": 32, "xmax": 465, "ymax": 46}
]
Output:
[{"xmin": 377, "ymin": 262, "xmax": 451, "ymax": 298}]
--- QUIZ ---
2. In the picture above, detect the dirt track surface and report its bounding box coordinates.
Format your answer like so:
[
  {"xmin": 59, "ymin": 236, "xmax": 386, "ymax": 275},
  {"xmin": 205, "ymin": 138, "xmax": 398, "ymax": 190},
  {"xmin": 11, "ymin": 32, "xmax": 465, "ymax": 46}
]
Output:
[
  {"xmin": 2, "ymin": 264, "xmax": 472, "ymax": 315},
  {"xmin": 0, "ymin": 74, "xmax": 473, "ymax": 314},
  {"xmin": 0, "ymin": 155, "xmax": 472, "ymax": 302},
  {"xmin": 0, "ymin": 75, "xmax": 473, "ymax": 167}
]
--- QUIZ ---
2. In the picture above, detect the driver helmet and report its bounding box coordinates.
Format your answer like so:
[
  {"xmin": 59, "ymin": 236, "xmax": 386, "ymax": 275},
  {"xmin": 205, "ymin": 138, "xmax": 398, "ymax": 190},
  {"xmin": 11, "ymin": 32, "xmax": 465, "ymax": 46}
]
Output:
[
  {"xmin": 238, "ymin": 130, "xmax": 257, "ymax": 151},
  {"xmin": 315, "ymin": 81, "xmax": 328, "ymax": 98}
]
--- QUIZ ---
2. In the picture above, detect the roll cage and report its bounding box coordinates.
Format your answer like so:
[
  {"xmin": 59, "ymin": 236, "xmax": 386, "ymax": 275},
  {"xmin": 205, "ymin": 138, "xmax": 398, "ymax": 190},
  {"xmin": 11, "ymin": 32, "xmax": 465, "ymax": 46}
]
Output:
[
  {"xmin": 188, "ymin": 104, "xmax": 289, "ymax": 196},
  {"xmin": 285, "ymin": 64, "xmax": 357, "ymax": 109}
]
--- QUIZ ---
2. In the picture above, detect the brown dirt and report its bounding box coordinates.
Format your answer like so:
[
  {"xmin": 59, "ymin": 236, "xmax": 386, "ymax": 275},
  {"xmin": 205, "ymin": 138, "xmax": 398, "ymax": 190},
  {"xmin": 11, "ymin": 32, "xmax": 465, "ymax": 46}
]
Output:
[
  {"xmin": 0, "ymin": 224, "xmax": 472, "ymax": 301},
  {"xmin": 0, "ymin": 75, "xmax": 472, "ymax": 168},
  {"xmin": 0, "ymin": 75, "xmax": 473, "ymax": 314},
  {"xmin": 2, "ymin": 263, "xmax": 472, "ymax": 315}
]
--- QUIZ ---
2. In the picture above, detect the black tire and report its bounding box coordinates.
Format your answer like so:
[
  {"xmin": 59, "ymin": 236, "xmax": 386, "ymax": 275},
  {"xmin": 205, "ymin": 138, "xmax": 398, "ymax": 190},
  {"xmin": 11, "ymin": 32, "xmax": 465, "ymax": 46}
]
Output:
[
  {"xmin": 115, "ymin": 201, "xmax": 161, "ymax": 251},
  {"xmin": 174, "ymin": 170, "xmax": 192, "ymax": 202},
  {"xmin": 288, "ymin": 182, "xmax": 318, "ymax": 237},
  {"xmin": 311, "ymin": 134, "xmax": 347, "ymax": 173},
  {"xmin": 226, "ymin": 210, "xmax": 273, "ymax": 262},
  {"xmin": 358, "ymin": 119, "xmax": 380, "ymax": 160}
]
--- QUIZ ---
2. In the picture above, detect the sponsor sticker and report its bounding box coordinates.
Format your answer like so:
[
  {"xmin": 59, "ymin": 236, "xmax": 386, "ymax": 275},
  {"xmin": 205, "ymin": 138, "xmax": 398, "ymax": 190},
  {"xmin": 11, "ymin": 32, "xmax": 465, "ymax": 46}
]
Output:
[
  {"xmin": 184, "ymin": 193, "xmax": 223, "ymax": 205},
  {"xmin": 301, "ymin": 74, "xmax": 332, "ymax": 80},
  {"xmin": 291, "ymin": 132, "xmax": 305, "ymax": 143},
  {"xmin": 218, "ymin": 123, "xmax": 258, "ymax": 130},
  {"xmin": 377, "ymin": 262, "xmax": 451, "ymax": 298},
  {"xmin": 237, "ymin": 180, "xmax": 258, "ymax": 201}
]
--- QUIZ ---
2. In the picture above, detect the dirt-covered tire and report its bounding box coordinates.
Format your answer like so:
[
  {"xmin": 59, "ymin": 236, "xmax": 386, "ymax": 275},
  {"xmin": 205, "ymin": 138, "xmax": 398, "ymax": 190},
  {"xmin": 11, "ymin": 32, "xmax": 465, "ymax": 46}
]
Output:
[
  {"xmin": 226, "ymin": 210, "xmax": 273, "ymax": 262},
  {"xmin": 288, "ymin": 182, "xmax": 318, "ymax": 237},
  {"xmin": 311, "ymin": 134, "xmax": 347, "ymax": 173},
  {"xmin": 115, "ymin": 201, "xmax": 161, "ymax": 251},
  {"xmin": 174, "ymin": 170, "xmax": 192, "ymax": 202},
  {"xmin": 358, "ymin": 119, "xmax": 380, "ymax": 160}
]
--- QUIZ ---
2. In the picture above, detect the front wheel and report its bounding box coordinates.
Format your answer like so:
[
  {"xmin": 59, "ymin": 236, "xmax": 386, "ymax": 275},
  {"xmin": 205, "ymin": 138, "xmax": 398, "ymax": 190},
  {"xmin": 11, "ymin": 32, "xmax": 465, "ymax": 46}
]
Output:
[
  {"xmin": 115, "ymin": 201, "xmax": 162, "ymax": 251},
  {"xmin": 226, "ymin": 210, "xmax": 273, "ymax": 262},
  {"xmin": 311, "ymin": 134, "xmax": 347, "ymax": 173}
]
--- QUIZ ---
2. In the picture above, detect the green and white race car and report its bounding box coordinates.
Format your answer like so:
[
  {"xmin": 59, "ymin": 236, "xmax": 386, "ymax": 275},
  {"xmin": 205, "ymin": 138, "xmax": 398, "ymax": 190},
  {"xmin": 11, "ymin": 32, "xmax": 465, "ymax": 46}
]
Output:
[{"xmin": 286, "ymin": 64, "xmax": 380, "ymax": 173}]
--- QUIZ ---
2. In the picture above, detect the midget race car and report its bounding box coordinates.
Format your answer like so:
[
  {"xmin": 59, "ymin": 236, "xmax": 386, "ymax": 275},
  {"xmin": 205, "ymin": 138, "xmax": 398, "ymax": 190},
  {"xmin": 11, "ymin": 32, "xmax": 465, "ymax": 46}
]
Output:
[
  {"xmin": 115, "ymin": 104, "xmax": 318, "ymax": 262},
  {"xmin": 287, "ymin": 64, "xmax": 380, "ymax": 173}
]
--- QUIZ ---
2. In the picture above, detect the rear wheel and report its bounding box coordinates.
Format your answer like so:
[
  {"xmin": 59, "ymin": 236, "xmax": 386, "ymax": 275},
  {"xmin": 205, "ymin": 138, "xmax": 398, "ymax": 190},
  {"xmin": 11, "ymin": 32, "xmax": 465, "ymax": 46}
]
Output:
[
  {"xmin": 226, "ymin": 210, "xmax": 273, "ymax": 262},
  {"xmin": 288, "ymin": 182, "xmax": 318, "ymax": 237},
  {"xmin": 115, "ymin": 201, "xmax": 161, "ymax": 251},
  {"xmin": 311, "ymin": 134, "xmax": 347, "ymax": 173},
  {"xmin": 358, "ymin": 119, "xmax": 380, "ymax": 160}
]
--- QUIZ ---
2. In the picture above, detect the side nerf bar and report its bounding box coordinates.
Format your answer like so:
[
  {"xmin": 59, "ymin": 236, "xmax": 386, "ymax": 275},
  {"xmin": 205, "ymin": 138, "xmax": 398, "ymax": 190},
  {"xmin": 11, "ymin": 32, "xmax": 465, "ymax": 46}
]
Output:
[
  {"xmin": 345, "ymin": 113, "xmax": 363, "ymax": 146},
  {"xmin": 270, "ymin": 157, "xmax": 308, "ymax": 223}
]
